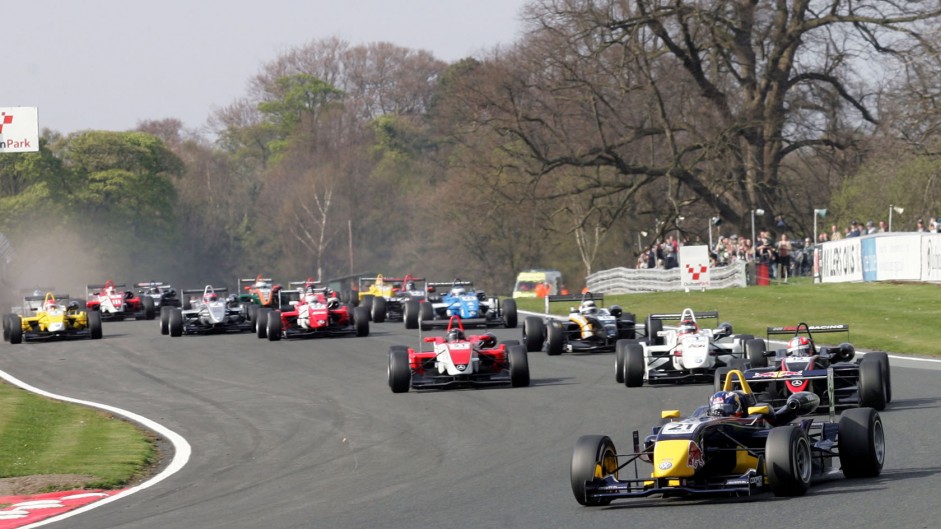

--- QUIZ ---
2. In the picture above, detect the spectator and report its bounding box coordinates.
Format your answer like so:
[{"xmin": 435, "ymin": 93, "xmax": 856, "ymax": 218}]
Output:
[
  {"xmin": 830, "ymin": 225, "xmax": 843, "ymax": 240},
  {"xmin": 847, "ymin": 220, "xmax": 862, "ymax": 237},
  {"xmin": 878, "ymin": 220, "xmax": 888, "ymax": 233},
  {"xmin": 916, "ymin": 218, "xmax": 927, "ymax": 232},
  {"xmin": 775, "ymin": 233, "xmax": 793, "ymax": 283},
  {"xmin": 755, "ymin": 232, "xmax": 777, "ymax": 278},
  {"xmin": 866, "ymin": 220, "xmax": 878, "ymax": 234},
  {"xmin": 818, "ymin": 232, "xmax": 829, "ymax": 243}
]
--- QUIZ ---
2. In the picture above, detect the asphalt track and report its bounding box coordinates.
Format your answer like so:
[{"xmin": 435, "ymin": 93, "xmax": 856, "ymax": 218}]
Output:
[{"xmin": 1, "ymin": 319, "xmax": 940, "ymax": 529}]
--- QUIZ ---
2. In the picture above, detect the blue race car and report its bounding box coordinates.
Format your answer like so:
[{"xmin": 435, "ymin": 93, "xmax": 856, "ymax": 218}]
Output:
[{"xmin": 413, "ymin": 280, "xmax": 517, "ymax": 330}]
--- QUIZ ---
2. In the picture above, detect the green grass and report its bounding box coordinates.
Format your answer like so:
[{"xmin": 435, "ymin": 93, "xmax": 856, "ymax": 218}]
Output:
[
  {"xmin": 0, "ymin": 382, "xmax": 156, "ymax": 490},
  {"xmin": 515, "ymin": 278, "xmax": 941, "ymax": 356}
]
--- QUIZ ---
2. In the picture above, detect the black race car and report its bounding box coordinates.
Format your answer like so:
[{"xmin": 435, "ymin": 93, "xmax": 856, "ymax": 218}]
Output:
[{"xmin": 521, "ymin": 292, "xmax": 635, "ymax": 355}]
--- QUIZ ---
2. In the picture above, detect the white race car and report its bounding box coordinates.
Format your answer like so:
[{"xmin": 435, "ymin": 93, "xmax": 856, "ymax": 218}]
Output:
[
  {"xmin": 616, "ymin": 308, "xmax": 756, "ymax": 386},
  {"xmin": 160, "ymin": 285, "xmax": 252, "ymax": 336}
]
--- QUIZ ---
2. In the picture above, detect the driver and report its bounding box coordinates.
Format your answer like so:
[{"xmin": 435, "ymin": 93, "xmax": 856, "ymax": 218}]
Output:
[
  {"xmin": 447, "ymin": 328, "xmax": 465, "ymax": 343},
  {"xmin": 709, "ymin": 390, "xmax": 745, "ymax": 417},
  {"xmin": 678, "ymin": 318, "xmax": 699, "ymax": 336},
  {"xmin": 579, "ymin": 300, "xmax": 598, "ymax": 315},
  {"xmin": 786, "ymin": 336, "xmax": 813, "ymax": 357},
  {"xmin": 450, "ymin": 286, "xmax": 466, "ymax": 297}
]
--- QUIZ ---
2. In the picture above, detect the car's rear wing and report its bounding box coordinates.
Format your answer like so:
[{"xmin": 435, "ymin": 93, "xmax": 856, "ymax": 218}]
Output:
[
  {"xmin": 181, "ymin": 287, "xmax": 229, "ymax": 295},
  {"xmin": 87, "ymin": 283, "xmax": 127, "ymax": 290},
  {"xmin": 427, "ymin": 280, "xmax": 474, "ymax": 289},
  {"xmin": 647, "ymin": 311, "xmax": 719, "ymax": 321},
  {"xmin": 239, "ymin": 277, "xmax": 274, "ymax": 288},
  {"xmin": 21, "ymin": 293, "xmax": 70, "ymax": 312},
  {"xmin": 766, "ymin": 324, "xmax": 849, "ymax": 335},
  {"xmin": 543, "ymin": 293, "xmax": 604, "ymax": 314},
  {"xmin": 287, "ymin": 280, "xmax": 325, "ymax": 291},
  {"xmin": 136, "ymin": 281, "xmax": 166, "ymax": 288}
]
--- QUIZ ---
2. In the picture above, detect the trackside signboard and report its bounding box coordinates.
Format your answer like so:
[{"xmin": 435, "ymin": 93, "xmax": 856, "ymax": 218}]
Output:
[
  {"xmin": 0, "ymin": 107, "xmax": 39, "ymax": 153},
  {"xmin": 679, "ymin": 245, "xmax": 710, "ymax": 289}
]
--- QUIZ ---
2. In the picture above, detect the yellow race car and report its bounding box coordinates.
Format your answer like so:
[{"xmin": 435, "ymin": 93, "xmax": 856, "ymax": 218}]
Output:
[{"xmin": 4, "ymin": 292, "xmax": 103, "ymax": 344}]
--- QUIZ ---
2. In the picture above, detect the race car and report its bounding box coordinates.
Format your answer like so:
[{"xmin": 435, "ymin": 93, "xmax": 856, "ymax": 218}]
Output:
[
  {"xmin": 135, "ymin": 281, "xmax": 181, "ymax": 308},
  {"xmin": 160, "ymin": 285, "xmax": 252, "ymax": 336},
  {"xmin": 237, "ymin": 275, "xmax": 282, "ymax": 321},
  {"xmin": 86, "ymin": 280, "xmax": 156, "ymax": 321},
  {"xmin": 257, "ymin": 281, "xmax": 369, "ymax": 340},
  {"xmin": 4, "ymin": 292, "xmax": 103, "ymax": 344},
  {"xmin": 616, "ymin": 308, "xmax": 754, "ymax": 386},
  {"xmin": 357, "ymin": 273, "xmax": 427, "ymax": 324},
  {"xmin": 415, "ymin": 280, "xmax": 517, "ymax": 330},
  {"xmin": 722, "ymin": 323, "xmax": 891, "ymax": 411},
  {"xmin": 387, "ymin": 315, "xmax": 530, "ymax": 392},
  {"xmin": 570, "ymin": 369, "xmax": 885, "ymax": 505},
  {"xmin": 521, "ymin": 293, "xmax": 636, "ymax": 355}
]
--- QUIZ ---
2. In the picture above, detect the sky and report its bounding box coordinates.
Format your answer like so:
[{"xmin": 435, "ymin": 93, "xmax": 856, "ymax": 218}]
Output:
[{"xmin": 4, "ymin": 1, "xmax": 531, "ymax": 136}]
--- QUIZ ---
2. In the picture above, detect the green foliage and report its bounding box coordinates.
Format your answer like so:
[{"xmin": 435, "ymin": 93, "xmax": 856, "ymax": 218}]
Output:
[{"xmin": 257, "ymin": 74, "xmax": 345, "ymax": 141}]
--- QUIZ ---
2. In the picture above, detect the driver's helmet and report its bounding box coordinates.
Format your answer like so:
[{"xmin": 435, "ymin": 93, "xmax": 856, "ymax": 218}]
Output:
[
  {"xmin": 304, "ymin": 287, "xmax": 319, "ymax": 304},
  {"xmin": 787, "ymin": 336, "xmax": 812, "ymax": 357},
  {"xmin": 206, "ymin": 292, "xmax": 218, "ymax": 302},
  {"xmin": 255, "ymin": 278, "xmax": 268, "ymax": 288},
  {"xmin": 709, "ymin": 391, "xmax": 744, "ymax": 417},
  {"xmin": 678, "ymin": 318, "xmax": 699, "ymax": 336},
  {"xmin": 579, "ymin": 300, "xmax": 597, "ymax": 315},
  {"xmin": 479, "ymin": 332, "xmax": 497, "ymax": 349},
  {"xmin": 327, "ymin": 296, "xmax": 340, "ymax": 309},
  {"xmin": 406, "ymin": 281, "xmax": 415, "ymax": 290},
  {"xmin": 447, "ymin": 328, "xmax": 465, "ymax": 343},
  {"xmin": 451, "ymin": 287, "xmax": 466, "ymax": 297}
]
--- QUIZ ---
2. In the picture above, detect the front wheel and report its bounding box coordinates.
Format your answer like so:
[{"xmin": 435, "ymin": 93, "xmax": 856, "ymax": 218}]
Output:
[
  {"xmin": 371, "ymin": 296, "xmax": 386, "ymax": 323},
  {"xmin": 508, "ymin": 344, "xmax": 530, "ymax": 387},
  {"xmin": 624, "ymin": 342, "xmax": 645, "ymax": 387},
  {"xmin": 858, "ymin": 358, "xmax": 887, "ymax": 411},
  {"xmin": 388, "ymin": 346, "xmax": 411, "ymax": 393},
  {"xmin": 141, "ymin": 296, "xmax": 156, "ymax": 320},
  {"xmin": 570, "ymin": 435, "xmax": 617, "ymax": 506},
  {"xmin": 403, "ymin": 300, "xmax": 420, "ymax": 329},
  {"xmin": 502, "ymin": 298, "xmax": 517, "ymax": 328},
  {"xmin": 354, "ymin": 306, "xmax": 370, "ymax": 337},
  {"xmin": 745, "ymin": 338, "xmax": 768, "ymax": 368},
  {"xmin": 266, "ymin": 310, "xmax": 282, "ymax": 341},
  {"xmin": 88, "ymin": 310, "xmax": 103, "ymax": 339},
  {"xmin": 8, "ymin": 315, "xmax": 23, "ymax": 344},
  {"xmin": 159, "ymin": 306, "xmax": 170, "ymax": 335},
  {"xmin": 546, "ymin": 323, "xmax": 564, "ymax": 356},
  {"xmin": 256, "ymin": 308, "xmax": 271, "ymax": 338},
  {"xmin": 614, "ymin": 340, "xmax": 629, "ymax": 383},
  {"xmin": 523, "ymin": 316, "xmax": 545, "ymax": 352},
  {"xmin": 168, "ymin": 308, "xmax": 183, "ymax": 337},
  {"xmin": 865, "ymin": 352, "xmax": 892, "ymax": 403},
  {"xmin": 766, "ymin": 425, "xmax": 812, "ymax": 496},
  {"xmin": 839, "ymin": 407, "xmax": 885, "ymax": 478}
]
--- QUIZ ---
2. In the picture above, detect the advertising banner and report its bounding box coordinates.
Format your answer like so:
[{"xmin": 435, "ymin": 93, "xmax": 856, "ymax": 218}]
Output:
[
  {"xmin": 679, "ymin": 245, "xmax": 710, "ymax": 289},
  {"xmin": 0, "ymin": 107, "xmax": 39, "ymax": 153}
]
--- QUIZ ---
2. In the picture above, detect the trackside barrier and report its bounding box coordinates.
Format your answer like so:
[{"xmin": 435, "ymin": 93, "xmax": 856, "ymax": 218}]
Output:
[{"xmin": 585, "ymin": 261, "xmax": 747, "ymax": 294}]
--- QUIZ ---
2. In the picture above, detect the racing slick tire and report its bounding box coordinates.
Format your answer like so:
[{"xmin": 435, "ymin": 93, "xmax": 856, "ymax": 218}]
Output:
[
  {"xmin": 733, "ymin": 334, "xmax": 753, "ymax": 351},
  {"xmin": 745, "ymin": 338, "xmax": 768, "ymax": 368},
  {"xmin": 508, "ymin": 344, "xmax": 530, "ymax": 387},
  {"xmin": 617, "ymin": 313, "xmax": 636, "ymax": 340},
  {"xmin": 388, "ymin": 346, "xmax": 411, "ymax": 393},
  {"xmin": 403, "ymin": 300, "xmax": 420, "ymax": 329},
  {"xmin": 140, "ymin": 295, "xmax": 156, "ymax": 320},
  {"xmin": 354, "ymin": 306, "xmax": 370, "ymax": 337},
  {"xmin": 266, "ymin": 310, "xmax": 282, "ymax": 341},
  {"xmin": 371, "ymin": 296, "xmax": 386, "ymax": 323},
  {"xmin": 239, "ymin": 302, "xmax": 253, "ymax": 322},
  {"xmin": 839, "ymin": 407, "xmax": 885, "ymax": 478},
  {"xmin": 419, "ymin": 302, "xmax": 435, "ymax": 331},
  {"xmin": 614, "ymin": 339, "xmax": 630, "ymax": 383},
  {"xmin": 8, "ymin": 315, "xmax": 22, "ymax": 344},
  {"xmin": 168, "ymin": 308, "xmax": 183, "ymax": 337},
  {"xmin": 88, "ymin": 310, "xmax": 103, "ymax": 340},
  {"xmin": 546, "ymin": 323, "xmax": 564, "ymax": 356},
  {"xmin": 523, "ymin": 316, "xmax": 545, "ymax": 352},
  {"xmin": 858, "ymin": 359, "xmax": 887, "ymax": 411},
  {"xmin": 623, "ymin": 342, "xmax": 645, "ymax": 387},
  {"xmin": 502, "ymin": 298, "xmax": 518, "ymax": 328},
  {"xmin": 766, "ymin": 425, "xmax": 812, "ymax": 496},
  {"xmin": 159, "ymin": 306, "xmax": 171, "ymax": 335},
  {"xmin": 645, "ymin": 315, "xmax": 663, "ymax": 346},
  {"xmin": 256, "ymin": 308, "xmax": 271, "ymax": 339},
  {"xmin": 864, "ymin": 352, "xmax": 892, "ymax": 404},
  {"xmin": 2, "ymin": 313, "xmax": 13, "ymax": 342},
  {"xmin": 360, "ymin": 295, "xmax": 374, "ymax": 320},
  {"xmin": 570, "ymin": 435, "xmax": 617, "ymax": 506}
]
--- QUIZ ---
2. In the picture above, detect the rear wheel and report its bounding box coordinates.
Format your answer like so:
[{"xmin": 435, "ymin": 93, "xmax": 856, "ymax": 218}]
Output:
[
  {"xmin": 168, "ymin": 308, "xmax": 183, "ymax": 337},
  {"xmin": 839, "ymin": 407, "xmax": 885, "ymax": 478},
  {"xmin": 388, "ymin": 346, "xmax": 411, "ymax": 393},
  {"xmin": 502, "ymin": 298, "xmax": 518, "ymax": 328},
  {"xmin": 256, "ymin": 308, "xmax": 271, "ymax": 338},
  {"xmin": 419, "ymin": 302, "xmax": 434, "ymax": 331},
  {"xmin": 766, "ymin": 425, "xmax": 812, "ymax": 496},
  {"xmin": 858, "ymin": 359, "xmax": 887, "ymax": 410},
  {"xmin": 371, "ymin": 296, "xmax": 386, "ymax": 323},
  {"xmin": 266, "ymin": 310, "xmax": 282, "ymax": 341},
  {"xmin": 141, "ymin": 296, "xmax": 156, "ymax": 320},
  {"xmin": 508, "ymin": 344, "xmax": 530, "ymax": 387},
  {"xmin": 403, "ymin": 300, "xmax": 420, "ymax": 329},
  {"xmin": 746, "ymin": 338, "xmax": 768, "ymax": 368},
  {"xmin": 354, "ymin": 306, "xmax": 370, "ymax": 337},
  {"xmin": 360, "ymin": 295, "xmax": 374, "ymax": 320},
  {"xmin": 523, "ymin": 316, "xmax": 545, "ymax": 352},
  {"xmin": 570, "ymin": 435, "xmax": 617, "ymax": 506},
  {"xmin": 159, "ymin": 306, "xmax": 170, "ymax": 335},
  {"xmin": 614, "ymin": 340, "xmax": 630, "ymax": 383},
  {"xmin": 88, "ymin": 310, "xmax": 103, "ymax": 339},
  {"xmin": 624, "ymin": 342, "xmax": 645, "ymax": 387},
  {"xmin": 645, "ymin": 316, "xmax": 663, "ymax": 345},
  {"xmin": 865, "ymin": 352, "xmax": 892, "ymax": 403},
  {"xmin": 546, "ymin": 323, "xmax": 564, "ymax": 356},
  {"xmin": 618, "ymin": 313, "xmax": 636, "ymax": 340}
]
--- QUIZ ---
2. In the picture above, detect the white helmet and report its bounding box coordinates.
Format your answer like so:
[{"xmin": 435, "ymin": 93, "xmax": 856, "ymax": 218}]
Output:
[{"xmin": 580, "ymin": 300, "xmax": 597, "ymax": 315}]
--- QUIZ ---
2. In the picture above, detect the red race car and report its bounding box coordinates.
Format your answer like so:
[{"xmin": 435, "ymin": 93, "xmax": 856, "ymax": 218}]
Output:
[
  {"xmin": 387, "ymin": 316, "xmax": 530, "ymax": 392},
  {"xmin": 256, "ymin": 280, "xmax": 369, "ymax": 340},
  {"xmin": 86, "ymin": 280, "xmax": 156, "ymax": 321}
]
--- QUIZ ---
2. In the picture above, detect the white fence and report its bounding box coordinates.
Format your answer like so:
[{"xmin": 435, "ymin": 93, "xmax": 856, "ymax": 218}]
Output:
[{"xmin": 586, "ymin": 261, "xmax": 748, "ymax": 294}]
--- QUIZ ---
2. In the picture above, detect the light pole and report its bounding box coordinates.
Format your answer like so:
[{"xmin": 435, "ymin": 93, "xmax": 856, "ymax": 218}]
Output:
[
  {"xmin": 708, "ymin": 216, "xmax": 721, "ymax": 252},
  {"xmin": 750, "ymin": 208, "xmax": 765, "ymax": 260},
  {"xmin": 813, "ymin": 208, "xmax": 827, "ymax": 245},
  {"xmin": 889, "ymin": 205, "xmax": 903, "ymax": 232},
  {"xmin": 637, "ymin": 230, "xmax": 648, "ymax": 252}
]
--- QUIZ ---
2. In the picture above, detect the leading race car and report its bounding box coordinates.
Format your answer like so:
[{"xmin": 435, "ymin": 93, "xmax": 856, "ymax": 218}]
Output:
[
  {"xmin": 4, "ymin": 292, "xmax": 102, "ymax": 344},
  {"xmin": 357, "ymin": 273, "xmax": 427, "ymax": 323},
  {"xmin": 570, "ymin": 370, "xmax": 885, "ymax": 505},
  {"xmin": 521, "ymin": 292, "xmax": 636, "ymax": 355},
  {"xmin": 616, "ymin": 308, "xmax": 754, "ymax": 386},
  {"xmin": 258, "ymin": 281, "xmax": 369, "ymax": 340},
  {"xmin": 237, "ymin": 274, "xmax": 282, "ymax": 321},
  {"xmin": 160, "ymin": 286, "xmax": 252, "ymax": 336},
  {"xmin": 723, "ymin": 323, "xmax": 892, "ymax": 411},
  {"xmin": 414, "ymin": 280, "xmax": 517, "ymax": 330},
  {"xmin": 86, "ymin": 280, "xmax": 156, "ymax": 321},
  {"xmin": 387, "ymin": 315, "xmax": 530, "ymax": 392}
]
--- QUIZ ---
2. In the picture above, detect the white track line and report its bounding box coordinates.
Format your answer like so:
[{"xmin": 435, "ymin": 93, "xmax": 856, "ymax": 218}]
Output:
[{"xmin": 0, "ymin": 368, "xmax": 191, "ymax": 528}]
